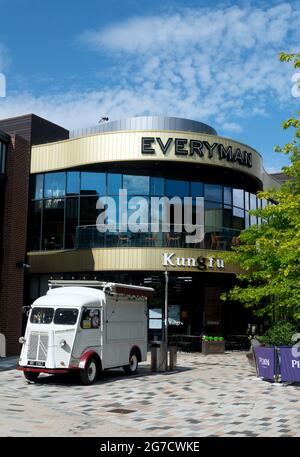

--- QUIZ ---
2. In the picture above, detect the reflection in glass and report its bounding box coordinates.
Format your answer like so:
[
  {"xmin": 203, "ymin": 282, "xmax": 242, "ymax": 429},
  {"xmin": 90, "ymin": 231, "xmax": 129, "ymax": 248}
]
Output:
[
  {"xmin": 42, "ymin": 199, "xmax": 64, "ymax": 250},
  {"xmin": 191, "ymin": 182, "xmax": 203, "ymax": 197},
  {"xmin": 233, "ymin": 188, "xmax": 244, "ymax": 208},
  {"xmin": 107, "ymin": 173, "xmax": 122, "ymax": 196},
  {"xmin": 44, "ymin": 172, "xmax": 66, "ymax": 198},
  {"xmin": 67, "ymin": 172, "xmax": 80, "ymax": 195},
  {"xmin": 151, "ymin": 177, "xmax": 165, "ymax": 196},
  {"xmin": 123, "ymin": 175, "xmax": 150, "ymax": 195},
  {"xmin": 166, "ymin": 179, "xmax": 189, "ymax": 197},
  {"xmin": 81, "ymin": 172, "xmax": 106, "ymax": 195},
  {"xmin": 224, "ymin": 187, "xmax": 232, "ymax": 205},
  {"xmin": 204, "ymin": 184, "xmax": 222, "ymax": 202}
]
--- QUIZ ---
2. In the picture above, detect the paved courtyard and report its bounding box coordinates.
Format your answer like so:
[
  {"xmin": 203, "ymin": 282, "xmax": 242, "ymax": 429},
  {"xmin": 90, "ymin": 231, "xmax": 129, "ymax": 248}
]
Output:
[{"xmin": 0, "ymin": 352, "xmax": 299, "ymax": 437}]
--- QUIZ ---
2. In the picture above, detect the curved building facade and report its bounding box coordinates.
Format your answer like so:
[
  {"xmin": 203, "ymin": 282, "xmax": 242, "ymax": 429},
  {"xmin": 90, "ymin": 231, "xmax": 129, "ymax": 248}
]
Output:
[{"xmin": 26, "ymin": 116, "xmax": 280, "ymax": 340}]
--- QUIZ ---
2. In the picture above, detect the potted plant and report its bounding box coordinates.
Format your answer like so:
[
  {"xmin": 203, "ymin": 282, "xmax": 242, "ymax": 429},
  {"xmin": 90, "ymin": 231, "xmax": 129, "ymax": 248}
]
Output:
[{"xmin": 201, "ymin": 335, "xmax": 225, "ymax": 355}]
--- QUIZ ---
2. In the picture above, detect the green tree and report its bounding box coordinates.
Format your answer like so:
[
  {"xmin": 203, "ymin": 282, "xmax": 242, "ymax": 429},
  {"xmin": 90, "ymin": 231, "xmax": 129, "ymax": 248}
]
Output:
[{"xmin": 221, "ymin": 51, "xmax": 300, "ymax": 322}]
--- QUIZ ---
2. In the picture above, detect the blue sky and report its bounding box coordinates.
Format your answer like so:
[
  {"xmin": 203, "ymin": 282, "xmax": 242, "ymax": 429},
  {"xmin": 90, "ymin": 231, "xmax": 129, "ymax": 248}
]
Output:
[{"xmin": 0, "ymin": 0, "xmax": 299, "ymax": 172}]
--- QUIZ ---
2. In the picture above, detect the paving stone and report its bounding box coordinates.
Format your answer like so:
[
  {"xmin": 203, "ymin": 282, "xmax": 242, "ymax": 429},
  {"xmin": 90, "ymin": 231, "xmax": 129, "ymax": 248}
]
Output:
[{"xmin": 0, "ymin": 352, "xmax": 299, "ymax": 437}]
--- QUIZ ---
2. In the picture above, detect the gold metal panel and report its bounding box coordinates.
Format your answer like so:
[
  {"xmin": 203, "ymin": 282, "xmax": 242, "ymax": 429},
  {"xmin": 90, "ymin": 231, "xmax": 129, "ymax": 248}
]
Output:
[
  {"xmin": 27, "ymin": 247, "xmax": 241, "ymax": 275},
  {"xmin": 30, "ymin": 130, "xmax": 271, "ymax": 186}
]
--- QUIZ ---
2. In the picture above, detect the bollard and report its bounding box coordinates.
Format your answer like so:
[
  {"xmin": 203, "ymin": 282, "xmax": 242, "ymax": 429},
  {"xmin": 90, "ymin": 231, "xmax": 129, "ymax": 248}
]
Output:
[
  {"xmin": 151, "ymin": 342, "xmax": 167, "ymax": 372},
  {"xmin": 168, "ymin": 345, "xmax": 177, "ymax": 371}
]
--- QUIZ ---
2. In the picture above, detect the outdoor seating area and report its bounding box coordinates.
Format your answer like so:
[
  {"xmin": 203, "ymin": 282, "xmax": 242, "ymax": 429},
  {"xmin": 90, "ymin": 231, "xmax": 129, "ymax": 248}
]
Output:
[{"xmin": 75, "ymin": 225, "xmax": 241, "ymax": 250}]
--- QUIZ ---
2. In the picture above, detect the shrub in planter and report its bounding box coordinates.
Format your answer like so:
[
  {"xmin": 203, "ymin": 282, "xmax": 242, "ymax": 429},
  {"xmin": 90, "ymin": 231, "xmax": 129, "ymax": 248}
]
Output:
[
  {"xmin": 202, "ymin": 335, "xmax": 225, "ymax": 355},
  {"xmin": 254, "ymin": 321, "xmax": 300, "ymax": 382},
  {"xmin": 257, "ymin": 321, "xmax": 297, "ymax": 347}
]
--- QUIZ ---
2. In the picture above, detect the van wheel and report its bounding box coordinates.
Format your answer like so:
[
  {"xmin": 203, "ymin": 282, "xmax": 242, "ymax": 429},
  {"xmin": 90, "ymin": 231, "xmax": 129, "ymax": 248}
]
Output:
[
  {"xmin": 123, "ymin": 352, "xmax": 139, "ymax": 375},
  {"xmin": 80, "ymin": 357, "xmax": 99, "ymax": 385},
  {"xmin": 23, "ymin": 371, "xmax": 40, "ymax": 382}
]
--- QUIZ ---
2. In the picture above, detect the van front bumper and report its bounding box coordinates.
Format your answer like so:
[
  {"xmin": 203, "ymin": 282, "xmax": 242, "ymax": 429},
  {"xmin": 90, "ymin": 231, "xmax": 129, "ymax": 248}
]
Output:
[{"xmin": 17, "ymin": 366, "xmax": 71, "ymax": 374}]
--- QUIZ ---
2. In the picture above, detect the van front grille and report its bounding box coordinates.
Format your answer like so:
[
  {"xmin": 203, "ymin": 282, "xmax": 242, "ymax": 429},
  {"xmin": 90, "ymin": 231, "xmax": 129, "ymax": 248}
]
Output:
[{"xmin": 27, "ymin": 332, "xmax": 48, "ymax": 362}]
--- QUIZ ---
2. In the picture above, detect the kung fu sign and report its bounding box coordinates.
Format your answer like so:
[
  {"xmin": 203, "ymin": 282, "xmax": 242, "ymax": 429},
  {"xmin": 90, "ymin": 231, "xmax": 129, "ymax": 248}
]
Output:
[{"xmin": 141, "ymin": 137, "xmax": 252, "ymax": 168}]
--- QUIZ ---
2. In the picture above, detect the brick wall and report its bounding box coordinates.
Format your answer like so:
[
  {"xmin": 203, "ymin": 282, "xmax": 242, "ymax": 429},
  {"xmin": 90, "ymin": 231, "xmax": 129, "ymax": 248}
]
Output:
[{"xmin": 0, "ymin": 134, "xmax": 30, "ymax": 356}]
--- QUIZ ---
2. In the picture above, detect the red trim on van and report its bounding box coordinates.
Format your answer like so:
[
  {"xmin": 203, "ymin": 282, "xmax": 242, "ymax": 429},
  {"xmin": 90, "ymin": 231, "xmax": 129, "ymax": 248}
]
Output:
[{"xmin": 17, "ymin": 367, "xmax": 69, "ymax": 374}]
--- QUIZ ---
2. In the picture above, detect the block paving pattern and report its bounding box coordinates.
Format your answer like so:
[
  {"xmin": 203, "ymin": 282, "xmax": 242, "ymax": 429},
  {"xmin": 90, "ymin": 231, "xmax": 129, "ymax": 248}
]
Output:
[{"xmin": 0, "ymin": 352, "xmax": 299, "ymax": 437}]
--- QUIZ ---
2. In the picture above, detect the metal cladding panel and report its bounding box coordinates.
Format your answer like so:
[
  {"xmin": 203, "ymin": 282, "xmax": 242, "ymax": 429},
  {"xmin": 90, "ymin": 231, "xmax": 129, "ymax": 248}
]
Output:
[{"xmin": 27, "ymin": 247, "xmax": 242, "ymax": 274}]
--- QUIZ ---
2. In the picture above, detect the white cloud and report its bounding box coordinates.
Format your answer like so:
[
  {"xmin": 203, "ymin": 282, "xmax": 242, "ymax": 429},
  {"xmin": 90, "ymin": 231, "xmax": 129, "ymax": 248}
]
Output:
[{"xmin": 0, "ymin": 3, "xmax": 299, "ymax": 138}]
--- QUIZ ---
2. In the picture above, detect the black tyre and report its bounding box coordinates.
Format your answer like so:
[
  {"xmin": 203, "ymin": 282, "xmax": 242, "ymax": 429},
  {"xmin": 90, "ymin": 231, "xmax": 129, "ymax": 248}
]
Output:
[
  {"xmin": 23, "ymin": 371, "xmax": 40, "ymax": 382},
  {"xmin": 80, "ymin": 357, "xmax": 99, "ymax": 385},
  {"xmin": 123, "ymin": 352, "xmax": 139, "ymax": 375}
]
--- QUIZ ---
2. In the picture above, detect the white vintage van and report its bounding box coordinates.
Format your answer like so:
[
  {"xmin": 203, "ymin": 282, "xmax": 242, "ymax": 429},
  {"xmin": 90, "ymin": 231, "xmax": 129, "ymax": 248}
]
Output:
[{"xmin": 18, "ymin": 281, "xmax": 154, "ymax": 384}]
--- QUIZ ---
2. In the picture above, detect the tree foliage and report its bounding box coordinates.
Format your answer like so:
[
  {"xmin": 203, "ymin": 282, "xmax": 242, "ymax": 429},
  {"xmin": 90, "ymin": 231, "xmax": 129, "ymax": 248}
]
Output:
[{"xmin": 221, "ymin": 52, "xmax": 300, "ymax": 322}]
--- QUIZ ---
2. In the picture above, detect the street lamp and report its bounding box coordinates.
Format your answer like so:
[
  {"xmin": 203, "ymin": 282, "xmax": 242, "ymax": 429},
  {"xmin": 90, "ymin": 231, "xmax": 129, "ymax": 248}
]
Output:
[{"xmin": 163, "ymin": 269, "xmax": 169, "ymax": 346}]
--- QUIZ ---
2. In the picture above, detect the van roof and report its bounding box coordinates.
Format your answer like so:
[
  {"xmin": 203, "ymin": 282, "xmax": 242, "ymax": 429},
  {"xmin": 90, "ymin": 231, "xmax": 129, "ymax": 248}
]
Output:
[{"xmin": 33, "ymin": 287, "xmax": 105, "ymax": 308}]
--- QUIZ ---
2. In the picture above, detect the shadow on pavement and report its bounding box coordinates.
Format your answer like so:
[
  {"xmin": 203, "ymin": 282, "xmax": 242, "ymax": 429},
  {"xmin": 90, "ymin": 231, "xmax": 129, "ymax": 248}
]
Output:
[{"xmin": 21, "ymin": 364, "xmax": 192, "ymax": 387}]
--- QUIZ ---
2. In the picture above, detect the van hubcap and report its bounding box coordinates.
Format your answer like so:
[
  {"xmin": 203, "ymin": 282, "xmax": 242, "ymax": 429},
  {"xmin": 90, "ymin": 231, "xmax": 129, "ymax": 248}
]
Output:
[
  {"xmin": 130, "ymin": 355, "xmax": 138, "ymax": 372},
  {"xmin": 88, "ymin": 361, "xmax": 97, "ymax": 381}
]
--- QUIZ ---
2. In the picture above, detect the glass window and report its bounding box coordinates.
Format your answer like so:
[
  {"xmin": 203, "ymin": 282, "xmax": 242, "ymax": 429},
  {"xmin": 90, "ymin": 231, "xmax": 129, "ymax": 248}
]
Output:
[
  {"xmin": 150, "ymin": 177, "xmax": 165, "ymax": 196},
  {"xmin": 42, "ymin": 199, "xmax": 64, "ymax": 250},
  {"xmin": 204, "ymin": 184, "xmax": 222, "ymax": 203},
  {"xmin": 205, "ymin": 202, "xmax": 223, "ymax": 231},
  {"xmin": 166, "ymin": 179, "xmax": 189, "ymax": 197},
  {"xmin": 30, "ymin": 307, "xmax": 54, "ymax": 324},
  {"xmin": 44, "ymin": 172, "xmax": 66, "ymax": 198},
  {"xmin": 67, "ymin": 172, "xmax": 80, "ymax": 195},
  {"xmin": 191, "ymin": 182, "xmax": 204, "ymax": 197},
  {"xmin": 54, "ymin": 308, "xmax": 78, "ymax": 325},
  {"xmin": 80, "ymin": 196, "xmax": 99, "ymax": 227},
  {"xmin": 0, "ymin": 142, "xmax": 6, "ymax": 174},
  {"xmin": 65, "ymin": 197, "xmax": 79, "ymax": 249},
  {"xmin": 81, "ymin": 309, "xmax": 101, "ymax": 329},
  {"xmin": 107, "ymin": 173, "xmax": 122, "ymax": 196},
  {"xmin": 244, "ymin": 191, "xmax": 249, "ymax": 210},
  {"xmin": 224, "ymin": 187, "xmax": 232, "ymax": 205},
  {"xmin": 81, "ymin": 172, "xmax": 106, "ymax": 196},
  {"xmin": 250, "ymin": 193, "xmax": 257, "ymax": 210},
  {"xmin": 223, "ymin": 207, "xmax": 232, "ymax": 229},
  {"xmin": 30, "ymin": 174, "xmax": 44, "ymax": 200},
  {"xmin": 233, "ymin": 188, "xmax": 244, "ymax": 208},
  {"xmin": 29, "ymin": 200, "xmax": 42, "ymax": 250},
  {"xmin": 232, "ymin": 207, "xmax": 245, "ymax": 230},
  {"xmin": 123, "ymin": 175, "xmax": 150, "ymax": 195}
]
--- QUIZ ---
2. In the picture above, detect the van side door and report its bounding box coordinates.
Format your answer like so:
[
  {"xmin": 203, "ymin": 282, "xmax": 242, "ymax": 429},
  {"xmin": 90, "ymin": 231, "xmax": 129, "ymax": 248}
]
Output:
[{"xmin": 72, "ymin": 307, "xmax": 103, "ymax": 358}]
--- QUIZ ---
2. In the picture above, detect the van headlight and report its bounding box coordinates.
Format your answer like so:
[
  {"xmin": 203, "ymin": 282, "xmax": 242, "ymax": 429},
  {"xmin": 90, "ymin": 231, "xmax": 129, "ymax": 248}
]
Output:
[
  {"xmin": 59, "ymin": 339, "xmax": 66, "ymax": 348},
  {"xmin": 19, "ymin": 337, "xmax": 26, "ymax": 344}
]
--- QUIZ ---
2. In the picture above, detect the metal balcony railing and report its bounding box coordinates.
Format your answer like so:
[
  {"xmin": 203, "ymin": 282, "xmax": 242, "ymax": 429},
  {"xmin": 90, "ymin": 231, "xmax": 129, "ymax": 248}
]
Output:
[{"xmin": 75, "ymin": 224, "xmax": 242, "ymax": 250}]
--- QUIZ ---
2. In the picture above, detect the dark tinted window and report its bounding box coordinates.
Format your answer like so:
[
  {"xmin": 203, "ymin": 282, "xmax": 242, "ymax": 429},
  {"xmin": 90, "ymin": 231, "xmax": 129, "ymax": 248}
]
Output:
[
  {"xmin": 150, "ymin": 177, "xmax": 165, "ymax": 196},
  {"xmin": 204, "ymin": 184, "xmax": 222, "ymax": 203},
  {"xmin": 30, "ymin": 307, "xmax": 54, "ymax": 324},
  {"xmin": 191, "ymin": 182, "xmax": 203, "ymax": 197},
  {"xmin": 166, "ymin": 179, "xmax": 189, "ymax": 197},
  {"xmin": 54, "ymin": 308, "xmax": 78, "ymax": 325}
]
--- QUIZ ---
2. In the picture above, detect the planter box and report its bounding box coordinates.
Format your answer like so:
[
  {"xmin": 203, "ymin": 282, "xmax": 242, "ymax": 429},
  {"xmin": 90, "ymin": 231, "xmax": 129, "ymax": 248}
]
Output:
[{"xmin": 202, "ymin": 340, "xmax": 225, "ymax": 355}]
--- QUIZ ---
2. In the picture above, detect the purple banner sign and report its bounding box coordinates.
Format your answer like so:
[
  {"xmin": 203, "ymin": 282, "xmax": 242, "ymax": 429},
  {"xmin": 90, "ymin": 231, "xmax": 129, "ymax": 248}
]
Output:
[
  {"xmin": 280, "ymin": 347, "xmax": 300, "ymax": 383},
  {"xmin": 253, "ymin": 347, "xmax": 276, "ymax": 380}
]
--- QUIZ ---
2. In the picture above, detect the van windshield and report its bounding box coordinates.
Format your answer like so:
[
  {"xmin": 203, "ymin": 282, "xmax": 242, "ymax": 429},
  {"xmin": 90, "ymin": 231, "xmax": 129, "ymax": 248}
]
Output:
[
  {"xmin": 54, "ymin": 308, "xmax": 78, "ymax": 325},
  {"xmin": 30, "ymin": 307, "xmax": 54, "ymax": 324}
]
